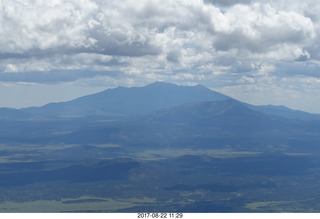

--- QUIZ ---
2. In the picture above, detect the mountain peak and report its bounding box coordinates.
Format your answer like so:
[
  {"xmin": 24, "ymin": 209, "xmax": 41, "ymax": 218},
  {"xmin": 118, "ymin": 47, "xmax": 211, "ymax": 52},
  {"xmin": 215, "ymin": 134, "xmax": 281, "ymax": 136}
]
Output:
[
  {"xmin": 146, "ymin": 81, "xmax": 174, "ymax": 86},
  {"xmin": 144, "ymin": 81, "xmax": 180, "ymax": 89},
  {"xmin": 13, "ymin": 81, "xmax": 320, "ymax": 121},
  {"xmin": 193, "ymin": 84, "xmax": 206, "ymax": 88},
  {"xmin": 23, "ymin": 82, "xmax": 229, "ymax": 118},
  {"xmin": 145, "ymin": 82, "xmax": 217, "ymax": 93}
]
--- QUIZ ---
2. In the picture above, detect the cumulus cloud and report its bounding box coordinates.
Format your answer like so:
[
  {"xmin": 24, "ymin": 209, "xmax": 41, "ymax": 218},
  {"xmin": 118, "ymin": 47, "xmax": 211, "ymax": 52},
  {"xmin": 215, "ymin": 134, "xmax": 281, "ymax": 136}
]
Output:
[
  {"xmin": 0, "ymin": 70, "xmax": 119, "ymax": 83},
  {"xmin": 0, "ymin": 0, "xmax": 320, "ymax": 111},
  {"xmin": 0, "ymin": 1, "xmax": 317, "ymax": 71},
  {"xmin": 204, "ymin": 0, "xmax": 252, "ymax": 7},
  {"xmin": 0, "ymin": 0, "xmax": 96, "ymax": 54}
]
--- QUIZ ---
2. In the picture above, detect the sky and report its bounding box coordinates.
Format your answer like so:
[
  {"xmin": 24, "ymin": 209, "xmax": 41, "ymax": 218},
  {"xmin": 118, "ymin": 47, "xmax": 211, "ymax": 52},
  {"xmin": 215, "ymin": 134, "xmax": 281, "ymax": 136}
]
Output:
[{"xmin": 0, "ymin": 0, "xmax": 320, "ymax": 113}]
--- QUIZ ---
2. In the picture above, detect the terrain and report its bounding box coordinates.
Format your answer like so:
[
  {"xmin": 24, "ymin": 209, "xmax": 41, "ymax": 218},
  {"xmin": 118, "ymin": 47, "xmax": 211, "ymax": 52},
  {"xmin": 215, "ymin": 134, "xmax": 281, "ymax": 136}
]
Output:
[{"xmin": 0, "ymin": 82, "xmax": 320, "ymax": 212}]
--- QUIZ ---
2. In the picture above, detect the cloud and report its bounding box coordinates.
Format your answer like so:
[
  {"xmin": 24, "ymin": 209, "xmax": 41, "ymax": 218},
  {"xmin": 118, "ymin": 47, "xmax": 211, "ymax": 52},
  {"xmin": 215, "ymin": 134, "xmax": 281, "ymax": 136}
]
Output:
[
  {"xmin": 0, "ymin": 70, "xmax": 118, "ymax": 83},
  {"xmin": 0, "ymin": 0, "xmax": 96, "ymax": 53},
  {"xmin": 212, "ymin": 4, "xmax": 315, "ymax": 53},
  {"xmin": 0, "ymin": 1, "xmax": 315, "ymax": 70},
  {"xmin": 204, "ymin": 0, "xmax": 252, "ymax": 7},
  {"xmin": 0, "ymin": 0, "xmax": 320, "ymax": 112}
]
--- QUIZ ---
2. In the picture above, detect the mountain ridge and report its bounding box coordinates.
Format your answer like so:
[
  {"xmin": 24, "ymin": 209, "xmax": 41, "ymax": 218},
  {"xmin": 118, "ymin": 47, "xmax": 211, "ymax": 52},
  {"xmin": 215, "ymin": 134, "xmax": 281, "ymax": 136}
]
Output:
[
  {"xmin": 0, "ymin": 81, "xmax": 318, "ymax": 121},
  {"xmin": 21, "ymin": 81, "xmax": 230, "ymax": 118},
  {"xmin": 0, "ymin": 82, "xmax": 320, "ymax": 151},
  {"xmin": 60, "ymin": 98, "xmax": 320, "ymax": 149}
]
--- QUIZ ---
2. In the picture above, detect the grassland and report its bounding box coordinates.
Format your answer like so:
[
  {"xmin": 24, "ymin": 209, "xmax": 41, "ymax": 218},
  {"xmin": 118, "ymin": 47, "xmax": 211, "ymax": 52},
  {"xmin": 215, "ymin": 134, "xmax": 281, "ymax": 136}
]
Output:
[
  {"xmin": 0, "ymin": 196, "xmax": 155, "ymax": 212},
  {"xmin": 0, "ymin": 143, "xmax": 320, "ymax": 212}
]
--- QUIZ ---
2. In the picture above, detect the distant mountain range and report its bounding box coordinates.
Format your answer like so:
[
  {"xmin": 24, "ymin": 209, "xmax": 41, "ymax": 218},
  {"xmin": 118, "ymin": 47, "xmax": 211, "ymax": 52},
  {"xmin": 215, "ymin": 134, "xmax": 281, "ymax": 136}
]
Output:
[
  {"xmin": 0, "ymin": 81, "xmax": 320, "ymax": 152},
  {"xmin": 1, "ymin": 81, "xmax": 316, "ymax": 120},
  {"xmin": 0, "ymin": 108, "xmax": 31, "ymax": 120},
  {"xmin": 21, "ymin": 82, "xmax": 229, "ymax": 118},
  {"xmin": 61, "ymin": 97, "xmax": 320, "ymax": 149},
  {"xmin": 1, "ymin": 81, "xmax": 320, "ymax": 213}
]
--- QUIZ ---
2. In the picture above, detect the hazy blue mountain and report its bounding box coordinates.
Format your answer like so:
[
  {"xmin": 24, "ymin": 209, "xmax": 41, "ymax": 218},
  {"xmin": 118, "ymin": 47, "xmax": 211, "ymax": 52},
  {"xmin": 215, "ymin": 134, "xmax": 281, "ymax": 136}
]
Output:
[
  {"xmin": 60, "ymin": 99, "xmax": 320, "ymax": 151},
  {"xmin": 22, "ymin": 81, "xmax": 229, "ymax": 118},
  {"xmin": 19, "ymin": 81, "xmax": 320, "ymax": 121},
  {"xmin": 247, "ymin": 104, "xmax": 320, "ymax": 121},
  {"xmin": 1, "ymin": 81, "xmax": 319, "ymax": 147},
  {"xmin": 142, "ymin": 99, "xmax": 320, "ymax": 137},
  {"xmin": 1, "ymin": 82, "xmax": 320, "ymax": 213},
  {"xmin": 0, "ymin": 108, "xmax": 31, "ymax": 120},
  {"xmin": 1, "ymin": 81, "xmax": 316, "ymax": 148},
  {"xmin": 145, "ymin": 99, "xmax": 288, "ymax": 129}
]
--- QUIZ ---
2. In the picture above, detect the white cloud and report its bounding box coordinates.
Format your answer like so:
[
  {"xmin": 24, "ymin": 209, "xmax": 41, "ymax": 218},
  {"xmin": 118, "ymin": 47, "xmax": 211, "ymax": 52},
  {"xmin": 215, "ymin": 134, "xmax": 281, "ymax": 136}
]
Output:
[
  {"xmin": 0, "ymin": 0, "xmax": 320, "ymax": 111},
  {"xmin": 212, "ymin": 3, "xmax": 315, "ymax": 53},
  {"xmin": 0, "ymin": 0, "xmax": 97, "ymax": 54},
  {"xmin": 0, "ymin": 0, "xmax": 316, "ymax": 70}
]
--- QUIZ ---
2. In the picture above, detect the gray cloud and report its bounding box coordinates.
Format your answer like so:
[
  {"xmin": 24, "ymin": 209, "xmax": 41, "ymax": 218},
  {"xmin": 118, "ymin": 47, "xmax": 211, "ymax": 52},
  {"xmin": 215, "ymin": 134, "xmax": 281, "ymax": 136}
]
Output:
[
  {"xmin": 87, "ymin": 30, "xmax": 162, "ymax": 57},
  {"xmin": 0, "ymin": 0, "xmax": 320, "ymax": 112},
  {"xmin": 0, "ymin": 70, "xmax": 122, "ymax": 84},
  {"xmin": 204, "ymin": 0, "xmax": 252, "ymax": 7},
  {"xmin": 212, "ymin": 4, "xmax": 315, "ymax": 55},
  {"xmin": 166, "ymin": 49, "xmax": 181, "ymax": 63},
  {"xmin": 0, "ymin": 0, "xmax": 315, "ymax": 66}
]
